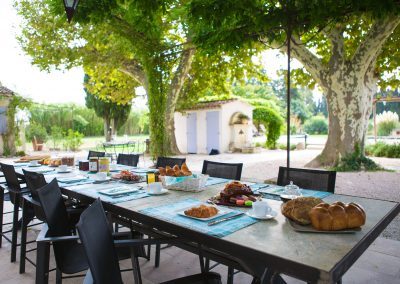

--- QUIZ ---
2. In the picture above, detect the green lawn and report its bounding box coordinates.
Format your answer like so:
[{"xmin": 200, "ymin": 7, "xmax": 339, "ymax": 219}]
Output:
[{"xmin": 81, "ymin": 135, "xmax": 149, "ymax": 152}]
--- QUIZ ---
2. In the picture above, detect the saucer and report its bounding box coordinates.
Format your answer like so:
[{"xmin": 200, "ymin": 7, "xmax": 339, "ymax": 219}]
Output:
[
  {"xmin": 246, "ymin": 209, "xmax": 277, "ymax": 220},
  {"xmin": 147, "ymin": 188, "xmax": 168, "ymax": 195}
]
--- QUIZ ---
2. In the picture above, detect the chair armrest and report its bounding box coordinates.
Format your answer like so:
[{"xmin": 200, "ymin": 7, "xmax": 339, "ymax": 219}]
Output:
[
  {"xmin": 22, "ymin": 195, "xmax": 41, "ymax": 207},
  {"xmin": 114, "ymin": 237, "xmax": 180, "ymax": 248},
  {"xmin": 36, "ymin": 224, "xmax": 79, "ymax": 243}
]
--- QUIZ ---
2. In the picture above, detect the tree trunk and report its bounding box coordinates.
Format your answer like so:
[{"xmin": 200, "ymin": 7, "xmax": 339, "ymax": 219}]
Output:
[
  {"xmin": 163, "ymin": 46, "xmax": 195, "ymax": 155},
  {"xmin": 104, "ymin": 116, "xmax": 112, "ymax": 142},
  {"xmin": 306, "ymin": 66, "xmax": 377, "ymax": 167}
]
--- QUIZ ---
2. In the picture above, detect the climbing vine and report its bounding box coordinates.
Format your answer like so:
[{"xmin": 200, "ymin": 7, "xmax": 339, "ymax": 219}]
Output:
[
  {"xmin": 0, "ymin": 94, "xmax": 30, "ymax": 156},
  {"xmin": 253, "ymin": 107, "xmax": 283, "ymax": 149}
]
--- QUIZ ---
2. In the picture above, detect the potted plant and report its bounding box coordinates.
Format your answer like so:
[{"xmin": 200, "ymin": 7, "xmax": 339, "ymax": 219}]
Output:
[
  {"xmin": 26, "ymin": 124, "xmax": 48, "ymax": 151},
  {"xmin": 237, "ymin": 114, "xmax": 250, "ymax": 124}
]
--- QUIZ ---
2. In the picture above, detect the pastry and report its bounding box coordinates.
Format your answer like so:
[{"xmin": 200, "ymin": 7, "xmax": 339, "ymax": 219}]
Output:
[
  {"xmin": 184, "ymin": 205, "xmax": 218, "ymax": 218},
  {"xmin": 281, "ymin": 197, "xmax": 323, "ymax": 225},
  {"xmin": 181, "ymin": 162, "xmax": 189, "ymax": 172},
  {"xmin": 309, "ymin": 202, "xmax": 366, "ymax": 231},
  {"xmin": 158, "ymin": 167, "xmax": 166, "ymax": 176}
]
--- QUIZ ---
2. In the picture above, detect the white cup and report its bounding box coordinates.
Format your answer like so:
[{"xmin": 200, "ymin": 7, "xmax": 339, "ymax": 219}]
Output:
[
  {"xmin": 110, "ymin": 164, "xmax": 118, "ymax": 171},
  {"xmin": 58, "ymin": 165, "xmax": 68, "ymax": 172},
  {"xmin": 96, "ymin": 172, "xmax": 107, "ymax": 181},
  {"xmin": 252, "ymin": 200, "xmax": 272, "ymax": 217},
  {"xmin": 148, "ymin": 182, "xmax": 162, "ymax": 193},
  {"xmin": 29, "ymin": 160, "xmax": 38, "ymax": 166}
]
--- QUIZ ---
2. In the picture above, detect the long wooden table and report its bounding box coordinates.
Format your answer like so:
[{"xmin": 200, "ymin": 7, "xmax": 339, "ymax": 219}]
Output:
[{"xmin": 14, "ymin": 166, "xmax": 400, "ymax": 284}]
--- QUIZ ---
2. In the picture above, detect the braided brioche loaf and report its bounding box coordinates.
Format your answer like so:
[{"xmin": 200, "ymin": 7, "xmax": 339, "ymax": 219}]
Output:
[{"xmin": 309, "ymin": 202, "xmax": 366, "ymax": 231}]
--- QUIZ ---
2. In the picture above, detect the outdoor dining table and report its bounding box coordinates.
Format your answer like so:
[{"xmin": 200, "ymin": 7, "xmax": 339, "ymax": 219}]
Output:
[{"xmin": 13, "ymin": 165, "xmax": 400, "ymax": 284}]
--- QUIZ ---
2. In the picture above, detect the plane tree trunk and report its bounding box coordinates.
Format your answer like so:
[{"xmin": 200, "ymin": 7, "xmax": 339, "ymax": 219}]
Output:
[{"xmin": 279, "ymin": 16, "xmax": 400, "ymax": 167}]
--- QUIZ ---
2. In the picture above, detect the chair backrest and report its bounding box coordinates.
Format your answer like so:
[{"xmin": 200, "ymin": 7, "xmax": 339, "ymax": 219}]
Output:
[
  {"xmin": 87, "ymin": 150, "xmax": 106, "ymax": 159},
  {"xmin": 0, "ymin": 163, "xmax": 21, "ymax": 204},
  {"xmin": 156, "ymin": 157, "xmax": 186, "ymax": 168},
  {"xmin": 76, "ymin": 199, "xmax": 123, "ymax": 284},
  {"xmin": 37, "ymin": 179, "xmax": 76, "ymax": 270},
  {"xmin": 22, "ymin": 169, "xmax": 47, "ymax": 200},
  {"xmin": 117, "ymin": 153, "xmax": 139, "ymax": 167},
  {"xmin": 0, "ymin": 163, "xmax": 21, "ymax": 190},
  {"xmin": 277, "ymin": 167, "xmax": 336, "ymax": 193},
  {"xmin": 201, "ymin": 160, "xmax": 243, "ymax": 180}
]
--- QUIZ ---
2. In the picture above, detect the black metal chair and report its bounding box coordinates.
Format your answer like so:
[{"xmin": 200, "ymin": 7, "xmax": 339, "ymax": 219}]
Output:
[
  {"xmin": 277, "ymin": 167, "xmax": 336, "ymax": 193},
  {"xmin": 201, "ymin": 160, "xmax": 243, "ymax": 180},
  {"xmin": 0, "ymin": 163, "xmax": 32, "ymax": 262},
  {"xmin": 117, "ymin": 153, "xmax": 140, "ymax": 167},
  {"xmin": 76, "ymin": 199, "xmax": 222, "ymax": 284},
  {"xmin": 156, "ymin": 157, "xmax": 186, "ymax": 168},
  {"xmin": 87, "ymin": 150, "xmax": 106, "ymax": 159},
  {"xmin": 36, "ymin": 179, "xmax": 146, "ymax": 283}
]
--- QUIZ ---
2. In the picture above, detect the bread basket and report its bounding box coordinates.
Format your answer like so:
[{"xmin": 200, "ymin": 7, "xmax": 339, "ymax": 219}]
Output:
[{"xmin": 159, "ymin": 174, "xmax": 209, "ymax": 192}]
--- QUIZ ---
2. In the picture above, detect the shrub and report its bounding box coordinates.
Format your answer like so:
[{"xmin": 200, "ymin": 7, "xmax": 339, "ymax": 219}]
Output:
[
  {"xmin": 366, "ymin": 142, "xmax": 400, "ymax": 158},
  {"xmin": 253, "ymin": 107, "xmax": 284, "ymax": 149},
  {"xmin": 304, "ymin": 116, "xmax": 328, "ymax": 134},
  {"xmin": 63, "ymin": 129, "xmax": 84, "ymax": 151},
  {"xmin": 25, "ymin": 124, "xmax": 48, "ymax": 142},
  {"xmin": 278, "ymin": 143, "xmax": 296, "ymax": 151},
  {"xmin": 376, "ymin": 111, "xmax": 399, "ymax": 136},
  {"xmin": 49, "ymin": 126, "xmax": 64, "ymax": 150},
  {"xmin": 335, "ymin": 144, "xmax": 382, "ymax": 171}
]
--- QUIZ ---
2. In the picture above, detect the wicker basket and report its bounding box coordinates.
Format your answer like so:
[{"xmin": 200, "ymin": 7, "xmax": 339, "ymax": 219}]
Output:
[{"xmin": 159, "ymin": 174, "xmax": 209, "ymax": 192}]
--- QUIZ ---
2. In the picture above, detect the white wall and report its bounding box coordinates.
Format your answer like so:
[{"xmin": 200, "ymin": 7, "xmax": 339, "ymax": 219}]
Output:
[
  {"xmin": 174, "ymin": 100, "xmax": 253, "ymax": 154},
  {"xmin": 220, "ymin": 100, "xmax": 253, "ymax": 152},
  {"xmin": 174, "ymin": 112, "xmax": 187, "ymax": 153}
]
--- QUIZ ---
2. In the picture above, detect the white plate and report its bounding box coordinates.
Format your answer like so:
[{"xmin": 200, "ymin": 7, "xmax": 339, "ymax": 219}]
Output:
[
  {"xmin": 147, "ymin": 188, "xmax": 169, "ymax": 195},
  {"xmin": 92, "ymin": 177, "xmax": 111, "ymax": 182},
  {"xmin": 246, "ymin": 209, "xmax": 278, "ymax": 220},
  {"xmin": 177, "ymin": 205, "xmax": 234, "ymax": 221},
  {"xmin": 28, "ymin": 164, "xmax": 41, "ymax": 167}
]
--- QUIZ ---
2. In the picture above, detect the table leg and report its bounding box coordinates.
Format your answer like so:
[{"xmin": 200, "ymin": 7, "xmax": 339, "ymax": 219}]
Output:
[
  {"xmin": 11, "ymin": 195, "xmax": 19, "ymax": 262},
  {"xmin": 36, "ymin": 240, "xmax": 50, "ymax": 284},
  {"xmin": 227, "ymin": 266, "xmax": 234, "ymax": 284},
  {"xmin": 155, "ymin": 244, "xmax": 161, "ymax": 267},
  {"xmin": 19, "ymin": 199, "xmax": 29, "ymax": 273}
]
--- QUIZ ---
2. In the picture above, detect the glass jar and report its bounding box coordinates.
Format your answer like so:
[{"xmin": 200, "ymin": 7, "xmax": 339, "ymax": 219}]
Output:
[
  {"xmin": 98, "ymin": 157, "xmax": 110, "ymax": 173},
  {"xmin": 61, "ymin": 156, "xmax": 74, "ymax": 167},
  {"xmin": 89, "ymin": 157, "xmax": 99, "ymax": 173}
]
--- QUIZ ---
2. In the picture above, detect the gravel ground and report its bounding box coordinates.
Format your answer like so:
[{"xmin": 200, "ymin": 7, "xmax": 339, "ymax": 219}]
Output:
[{"xmin": 3, "ymin": 148, "xmax": 399, "ymax": 240}]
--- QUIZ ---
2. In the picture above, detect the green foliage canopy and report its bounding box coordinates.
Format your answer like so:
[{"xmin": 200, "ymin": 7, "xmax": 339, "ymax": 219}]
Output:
[{"xmin": 253, "ymin": 106, "xmax": 283, "ymax": 149}]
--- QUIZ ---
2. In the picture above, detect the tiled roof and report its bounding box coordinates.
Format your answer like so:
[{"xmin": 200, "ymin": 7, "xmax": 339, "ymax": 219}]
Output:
[
  {"xmin": 184, "ymin": 99, "xmax": 239, "ymax": 110},
  {"xmin": 0, "ymin": 86, "xmax": 14, "ymax": 96}
]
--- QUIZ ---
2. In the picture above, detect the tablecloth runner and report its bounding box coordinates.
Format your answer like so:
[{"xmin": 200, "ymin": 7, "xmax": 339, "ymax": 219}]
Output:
[
  {"xmin": 66, "ymin": 183, "xmax": 150, "ymax": 204},
  {"xmin": 258, "ymin": 185, "xmax": 332, "ymax": 199},
  {"xmin": 205, "ymin": 177, "xmax": 231, "ymax": 187},
  {"xmin": 139, "ymin": 198, "xmax": 258, "ymax": 238}
]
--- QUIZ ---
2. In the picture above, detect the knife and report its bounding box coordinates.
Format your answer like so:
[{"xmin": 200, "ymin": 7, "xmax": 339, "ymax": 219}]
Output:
[{"xmin": 207, "ymin": 212, "xmax": 244, "ymax": 226}]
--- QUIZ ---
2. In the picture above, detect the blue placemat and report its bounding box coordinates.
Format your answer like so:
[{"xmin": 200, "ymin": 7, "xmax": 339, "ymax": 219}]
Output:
[
  {"xmin": 205, "ymin": 177, "xmax": 231, "ymax": 187},
  {"xmin": 258, "ymin": 185, "xmax": 332, "ymax": 199},
  {"xmin": 249, "ymin": 183, "xmax": 271, "ymax": 191},
  {"xmin": 139, "ymin": 198, "xmax": 258, "ymax": 238},
  {"xmin": 73, "ymin": 185, "xmax": 150, "ymax": 204}
]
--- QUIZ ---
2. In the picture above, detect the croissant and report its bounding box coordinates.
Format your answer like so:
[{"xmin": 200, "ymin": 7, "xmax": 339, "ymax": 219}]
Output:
[
  {"xmin": 173, "ymin": 165, "xmax": 180, "ymax": 172},
  {"xmin": 158, "ymin": 167, "xmax": 166, "ymax": 176},
  {"xmin": 184, "ymin": 205, "xmax": 218, "ymax": 218},
  {"xmin": 181, "ymin": 162, "xmax": 189, "ymax": 172},
  {"xmin": 166, "ymin": 168, "xmax": 175, "ymax": 176},
  {"xmin": 309, "ymin": 202, "xmax": 366, "ymax": 231}
]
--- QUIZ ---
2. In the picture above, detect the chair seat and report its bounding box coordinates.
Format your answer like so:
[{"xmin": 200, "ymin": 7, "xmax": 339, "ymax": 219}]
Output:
[
  {"xmin": 60, "ymin": 242, "xmax": 89, "ymax": 274},
  {"xmin": 160, "ymin": 272, "xmax": 222, "ymax": 284}
]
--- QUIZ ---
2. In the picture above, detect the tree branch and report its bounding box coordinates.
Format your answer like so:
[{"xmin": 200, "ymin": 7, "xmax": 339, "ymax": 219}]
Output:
[
  {"xmin": 166, "ymin": 44, "xmax": 196, "ymax": 107},
  {"xmin": 119, "ymin": 59, "xmax": 146, "ymax": 86},
  {"xmin": 352, "ymin": 15, "xmax": 400, "ymax": 74},
  {"xmin": 324, "ymin": 26, "xmax": 345, "ymax": 70},
  {"xmin": 286, "ymin": 35, "xmax": 327, "ymax": 87}
]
